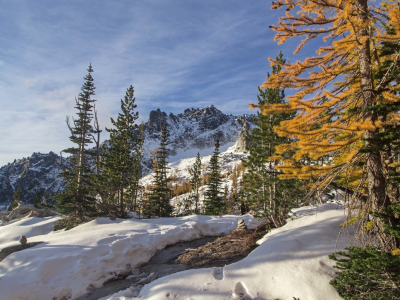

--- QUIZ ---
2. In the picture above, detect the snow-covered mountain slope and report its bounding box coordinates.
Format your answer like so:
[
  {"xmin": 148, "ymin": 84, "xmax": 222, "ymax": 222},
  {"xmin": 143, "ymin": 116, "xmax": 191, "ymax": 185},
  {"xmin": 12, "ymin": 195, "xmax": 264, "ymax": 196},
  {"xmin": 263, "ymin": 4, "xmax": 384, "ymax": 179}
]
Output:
[
  {"xmin": 140, "ymin": 146, "xmax": 245, "ymax": 186},
  {"xmin": 0, "ymin": 152, "xmax": 67, "ymax": 206},
  {"xmin": 140, "ymin": 144, "xmax": 246, "ymax": 214},
  {"xmin": 0, "ymin": 106, "xmax": 252, "ymax": 205},
  {"xmin": 138, "ymin": 105, "xmax": 252, "ymax": 173}
]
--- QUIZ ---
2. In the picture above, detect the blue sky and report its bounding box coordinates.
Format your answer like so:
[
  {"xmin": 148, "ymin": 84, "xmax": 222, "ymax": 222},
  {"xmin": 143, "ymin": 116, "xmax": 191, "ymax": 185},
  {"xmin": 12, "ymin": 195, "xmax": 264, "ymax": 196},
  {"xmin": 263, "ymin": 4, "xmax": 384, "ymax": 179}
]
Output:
[{"xmin": 0, "ymin": 0, "xmax": 303, "ymax": 166}]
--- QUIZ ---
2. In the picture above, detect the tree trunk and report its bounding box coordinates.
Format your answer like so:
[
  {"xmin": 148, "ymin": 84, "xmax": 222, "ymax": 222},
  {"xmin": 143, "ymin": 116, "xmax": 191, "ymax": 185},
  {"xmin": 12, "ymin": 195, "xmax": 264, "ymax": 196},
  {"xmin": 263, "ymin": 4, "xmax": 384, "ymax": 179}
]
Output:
[
  {"xmin": 357, "ymin": 0, "xmax": 392, "ymax": 250},
  {"xmin": 196, "ymin": 186, "xmax": 199, "ymax": 214},
  {"xmin": 77, "ymin": 108, "xmax": 88, "ymax": 189}
]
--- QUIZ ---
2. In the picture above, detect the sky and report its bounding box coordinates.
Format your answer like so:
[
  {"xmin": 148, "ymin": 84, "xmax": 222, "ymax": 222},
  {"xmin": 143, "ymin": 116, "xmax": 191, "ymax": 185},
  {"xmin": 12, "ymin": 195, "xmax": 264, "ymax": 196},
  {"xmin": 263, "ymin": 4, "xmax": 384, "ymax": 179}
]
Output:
[{"xmin": 0, "ymin": 0, "xmax": 304, "ymax": 166}]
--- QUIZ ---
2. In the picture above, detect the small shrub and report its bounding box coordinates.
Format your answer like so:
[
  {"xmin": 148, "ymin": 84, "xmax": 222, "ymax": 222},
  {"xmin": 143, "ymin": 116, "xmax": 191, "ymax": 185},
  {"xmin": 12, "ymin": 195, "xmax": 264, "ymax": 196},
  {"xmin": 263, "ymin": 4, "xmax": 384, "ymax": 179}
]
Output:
[
  {"xmin": 7, "ymin": 202, "xmax": 18, "ymax": 211},
  {"xmin": 54, "ymin": 215, "xmax": 85, "ymax": 231},
  {"xmin": 329, "ymin": 246, "xmax": 400, "ymax": 300}
]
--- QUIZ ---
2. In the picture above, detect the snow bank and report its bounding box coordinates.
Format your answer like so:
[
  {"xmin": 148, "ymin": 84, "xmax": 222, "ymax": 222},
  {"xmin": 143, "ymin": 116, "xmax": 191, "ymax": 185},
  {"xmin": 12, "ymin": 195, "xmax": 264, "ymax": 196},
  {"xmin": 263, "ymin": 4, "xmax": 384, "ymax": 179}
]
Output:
[
  {"xmin": 0, "ymin": 216, "xmax": 60, "ymax": 249},
  {"xmin": 113, "ymin": 203, "xmax": 348, "ymax": 300},
  {"xmin": 0, "ymin": 214, "xmax": 254, "ymax": 300}
]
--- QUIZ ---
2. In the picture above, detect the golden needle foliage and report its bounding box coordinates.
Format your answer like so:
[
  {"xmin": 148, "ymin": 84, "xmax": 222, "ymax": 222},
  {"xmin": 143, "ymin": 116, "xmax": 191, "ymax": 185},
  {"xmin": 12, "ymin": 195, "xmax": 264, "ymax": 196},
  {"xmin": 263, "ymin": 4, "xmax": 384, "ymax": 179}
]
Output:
[{"xmin": 253, "ymin": 0, "xmax": 400, "ymax": 182}]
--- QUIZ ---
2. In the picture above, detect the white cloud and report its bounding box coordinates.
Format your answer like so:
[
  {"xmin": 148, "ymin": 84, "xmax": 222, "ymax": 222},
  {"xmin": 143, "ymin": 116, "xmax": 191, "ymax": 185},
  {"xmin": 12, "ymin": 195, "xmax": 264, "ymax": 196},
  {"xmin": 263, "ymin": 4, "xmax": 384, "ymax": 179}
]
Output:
[{"xmin": 0, "ymin": 0, "xmax": 284, "ymax": 165}]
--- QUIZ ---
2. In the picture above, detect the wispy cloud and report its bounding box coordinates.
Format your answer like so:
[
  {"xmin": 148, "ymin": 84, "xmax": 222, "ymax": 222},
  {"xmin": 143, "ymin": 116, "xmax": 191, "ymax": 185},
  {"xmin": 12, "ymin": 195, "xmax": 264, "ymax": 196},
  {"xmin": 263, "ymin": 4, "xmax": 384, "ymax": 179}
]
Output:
[{"xmin": 0, "ymin": 0, "xmax": 286, "ymax": 165}]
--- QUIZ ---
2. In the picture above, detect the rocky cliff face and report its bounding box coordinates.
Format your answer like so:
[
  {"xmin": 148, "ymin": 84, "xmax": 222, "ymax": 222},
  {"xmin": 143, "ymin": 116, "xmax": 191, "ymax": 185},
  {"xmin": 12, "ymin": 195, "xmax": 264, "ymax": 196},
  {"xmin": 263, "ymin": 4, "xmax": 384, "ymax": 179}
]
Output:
[
  {"xmin": 0, "ymin": 152, "xmax": 66, "ymax": 206},
  {"xmin": 0, "ymin": 106, "xmax": 253, "ymax": 205},
  {"xmin": 139, "ymin": 105, "xmax": 252, "ymax": 169}
]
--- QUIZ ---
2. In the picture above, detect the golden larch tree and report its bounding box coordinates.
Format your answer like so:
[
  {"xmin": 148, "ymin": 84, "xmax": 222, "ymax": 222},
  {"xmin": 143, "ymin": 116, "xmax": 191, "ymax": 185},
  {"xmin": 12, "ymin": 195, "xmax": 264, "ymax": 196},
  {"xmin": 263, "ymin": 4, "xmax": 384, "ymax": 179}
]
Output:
[{"xmin": 253, "ymin": 0, "xmax": 400, "ymax": 250}]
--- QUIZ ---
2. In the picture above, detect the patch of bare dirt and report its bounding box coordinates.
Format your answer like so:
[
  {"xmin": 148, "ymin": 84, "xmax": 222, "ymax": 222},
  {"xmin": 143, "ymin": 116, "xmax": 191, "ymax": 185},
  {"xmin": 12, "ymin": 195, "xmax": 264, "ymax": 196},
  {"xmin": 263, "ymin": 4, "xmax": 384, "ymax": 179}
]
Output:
[{"xmin": 174, "ymin": 223, "xmax": 269, "ymax": 268}]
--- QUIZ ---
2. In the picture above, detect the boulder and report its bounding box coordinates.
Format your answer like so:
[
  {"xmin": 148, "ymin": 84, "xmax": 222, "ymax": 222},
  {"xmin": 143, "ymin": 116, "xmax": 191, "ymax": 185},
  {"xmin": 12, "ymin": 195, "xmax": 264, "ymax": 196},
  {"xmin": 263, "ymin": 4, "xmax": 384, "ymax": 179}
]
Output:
[
  {"xmin": 19, "ymin": 235, "xmax": 27, "ymax": 245},
  {"xmin": 237, "ymin": 219, "xmax": 247, "ymax": 230}
]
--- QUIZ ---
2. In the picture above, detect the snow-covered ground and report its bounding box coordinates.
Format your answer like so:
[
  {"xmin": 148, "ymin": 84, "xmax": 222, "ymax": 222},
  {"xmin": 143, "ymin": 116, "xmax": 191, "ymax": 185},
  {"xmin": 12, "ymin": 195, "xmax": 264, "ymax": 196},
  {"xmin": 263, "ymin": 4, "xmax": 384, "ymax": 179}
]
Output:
[
  {"xmin": 0, "ymin": 202, "xmax": 350, "ymax": 300},
  {"xmin": 141, "ymin": 145, "xmax": 246, "ymax": 214},
  {"xmin": 106, "ymin": 202, "xmax": 349, "ymax": 300},
  {"xmin": 0, "ymin": 214, "xmax": 256, "ymax": 300},
  {"xmin": 0, "ymin": 216, "xmax": 60, "ymax": 247}
]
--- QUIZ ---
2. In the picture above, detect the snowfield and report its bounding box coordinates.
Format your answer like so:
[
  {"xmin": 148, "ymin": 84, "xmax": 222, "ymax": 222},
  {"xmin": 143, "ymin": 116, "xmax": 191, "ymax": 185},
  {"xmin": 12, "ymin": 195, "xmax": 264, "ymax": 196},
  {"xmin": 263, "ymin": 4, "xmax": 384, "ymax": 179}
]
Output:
[
  {"xmin": 107, "ymin": 202, "xmax": 349, "ymax": 300},
  {"xmin": 141, "ymin": 146, "xmax": 247, "ymax": 215},
  {"xmin": 0, "ymin": 203, "xmax": 349, "ymax": 300},
  {"xmin": 0, "ymin": 216, "xmax": 60, "ymax": 248},
  {"xmin": 0, "ymin": 214, "xmax": 256, "ymax": 300}
]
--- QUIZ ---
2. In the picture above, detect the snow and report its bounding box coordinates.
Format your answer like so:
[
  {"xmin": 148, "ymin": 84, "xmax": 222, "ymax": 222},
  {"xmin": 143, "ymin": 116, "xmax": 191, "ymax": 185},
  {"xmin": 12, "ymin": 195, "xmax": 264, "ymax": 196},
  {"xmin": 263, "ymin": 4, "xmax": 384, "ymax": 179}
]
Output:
[
  {"xmin": 0, "ymin": 214, "xmax": 255, "ymax": 300},
  {"xmin": 107, "ymin": 202, "xmax": 349, "ymax": 300},
  {"xmin": 0, "ymin": 202, "xmax": 350, "ymax": 300},
  {"xmin": 0, "ymin": 216, "xmax": 60, "ymax": 248},
  {"xmin": 168, "ymin": 141, "xmax": 237, "ymax": 163},
  {"xmin": 139, "ymin": 148, "xmax": 246, "ymax": 215}
]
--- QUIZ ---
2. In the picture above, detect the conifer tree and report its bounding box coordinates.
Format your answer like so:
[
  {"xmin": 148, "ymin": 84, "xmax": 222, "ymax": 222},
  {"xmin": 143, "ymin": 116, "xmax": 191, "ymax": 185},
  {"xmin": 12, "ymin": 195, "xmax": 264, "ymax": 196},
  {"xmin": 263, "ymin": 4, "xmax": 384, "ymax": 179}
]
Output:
[
  {"xmin": 129, "ymin": 124, "xmax": 145, "ymax": 212},
  {"xmin": 204, "ymin": 138, "xmax": 225, "ymax": 215},
  {"xmin": 188, "ymin": 152, "xmax": 202, "ymax": 214},
  {"xmin": 8, "ymin": 189, "xmax": 21, "ymax": 211},
  {"xmin": 33, "ymin": 189, "xmax": 42, "ymax": 208},
  {"xmin": 244, "ymin": 52, "xmax": 303, "ymax": 227},
  {"xmin": 13, "ymin": 188, "xmax": 21, "ymax": 204},
  {"xmin": 255, "ymin": 0, "xmax": 400, "ymax": 251},
  {"xmin": 149, "ymin": 125, "xmax": 173, "ymax": 217},
  {"xmin": 95, "ymin": 85, "xmax": 140, "ymax": 216},
  {"xmin": 55, "ymin": 64, "xmax": 97, "ymax": 222}
]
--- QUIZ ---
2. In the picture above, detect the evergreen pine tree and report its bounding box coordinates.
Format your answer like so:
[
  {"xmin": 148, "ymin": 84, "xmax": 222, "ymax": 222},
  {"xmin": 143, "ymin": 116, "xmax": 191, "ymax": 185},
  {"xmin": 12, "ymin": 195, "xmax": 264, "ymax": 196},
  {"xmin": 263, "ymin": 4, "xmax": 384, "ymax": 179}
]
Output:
[
  {"xmin": 188, "ymin": 152, "xmax": 202, "ymax": 214},
  {"xmin": 94, "ymin": 85, "xmax": 141, "ymax": 217},
  {"xmin": 243, "ymin": 52, "xmax": 303, "ymax": 227},
  {"xmin": 54, "ymin": 64, "xmax": 97, "ymax": 223},
  {"xmin": 8, "ymin": 189, "xmax": 21, "ymax": 211},
  {"xmin": 204, "ymin": 138, "xmax": 225, "ymax": 215},
  {"xmin": 149, "ymin": 125, "xmax": 173, "ymax": 217},
  {"xmin": 33, "ymin": 189, "xmax": 42, "ymax": 208},
  {"xmin": 128, "ymin": 123, "xmax": 145, "ymax": 213},
  {"xmin": 13, "ymin": 188, "xmax": 21, "ymax": 204}
]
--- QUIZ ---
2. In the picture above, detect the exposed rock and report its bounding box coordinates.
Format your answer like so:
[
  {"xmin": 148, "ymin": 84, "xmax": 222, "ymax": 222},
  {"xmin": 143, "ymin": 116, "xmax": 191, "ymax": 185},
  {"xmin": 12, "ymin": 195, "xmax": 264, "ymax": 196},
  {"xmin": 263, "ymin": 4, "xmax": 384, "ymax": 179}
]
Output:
[
  {"xmin": 0, "ymin": 106, "xmax": 254, "ymax": 206},
  {"xmin": 0, "ymin": 151, "xmax": 67, "ymax": 205},
  {"xmin": 0, "ymin": 204, "xmax": 58, "ymax": 225},
  {"xmin": 234, "ymin": 117, "xmax": 251, "ymax": 152},
  {"xmin": 19, "ymin": 235, "xmax": 27, "ymax": 245},
  {"xmin": 0, "ymin": 242, "xmax": 43, "ymax": 262},
  {"xmin": 237, "ymin": 219, "xmax": 247, "ymax": 230},
  {"xmin": 137, "ymin": 106, "xmax": 254, "ymax": 172}
]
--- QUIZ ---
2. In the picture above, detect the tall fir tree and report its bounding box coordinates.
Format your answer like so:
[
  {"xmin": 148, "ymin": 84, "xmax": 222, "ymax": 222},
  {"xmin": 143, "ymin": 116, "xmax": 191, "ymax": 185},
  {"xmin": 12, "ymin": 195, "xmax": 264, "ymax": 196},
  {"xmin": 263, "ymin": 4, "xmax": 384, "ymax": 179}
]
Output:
[
  {"xmin": 94, "ymin": 85, "xmax": 141, "ymax": 216},
  {"xmin": 128, "ymin": 123, "xmax": 145, "ymax": 212},
  {"xmin": 55, "ymin": 64, "xmax": 97, "ymax": 222},
  {"xmin": 33, "ymin": 189, "xmax": 42, "ymax": 208},
  {"xmin": 204, "ymin": 138, "xmax": 225, "ymax": 215},
  {"xmin": 243, "ymin": 52, "xmax": 303, "ymax": 227},
  {"xmin": 149, "ymin": 125, "xmax": 173, "ymax": 217},
  {"xmin": 188, "ymin": 152, "xmax": 202, "ymax": 214}
]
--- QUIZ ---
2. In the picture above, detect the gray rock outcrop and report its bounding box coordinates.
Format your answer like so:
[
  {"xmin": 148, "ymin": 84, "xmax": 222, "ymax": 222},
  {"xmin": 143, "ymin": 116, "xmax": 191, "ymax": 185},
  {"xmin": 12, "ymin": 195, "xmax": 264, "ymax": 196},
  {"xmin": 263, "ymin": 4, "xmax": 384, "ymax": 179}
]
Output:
[
  {"xmin": 0, "ymin": 106, "xmax": 254, "ymax": 206},
  {"xmin": 19, "ymin": 235, "xmax": 27, "ymax": 245},
  {"xmin": 237, "ymin": 219, "xmax": 247, "ymax": 230}
]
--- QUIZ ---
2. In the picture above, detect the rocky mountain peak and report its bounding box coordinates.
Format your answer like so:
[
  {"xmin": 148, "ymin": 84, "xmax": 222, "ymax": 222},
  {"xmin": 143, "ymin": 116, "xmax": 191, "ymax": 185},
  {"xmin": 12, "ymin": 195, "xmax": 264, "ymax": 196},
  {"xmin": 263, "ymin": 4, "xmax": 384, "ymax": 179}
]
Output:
[
  {"xmin": 148, "ymin": 108, "xmax": 168, "ymax": 132},
  {"xmin": 0, "ymin": 151, "xmax": 66, "ymax": 205},
  {"xmin": 0, "ymin": 106, "xmax": 254, "ymax": 206}
]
